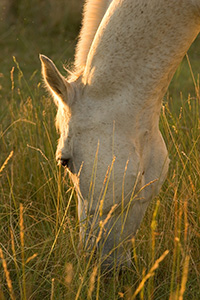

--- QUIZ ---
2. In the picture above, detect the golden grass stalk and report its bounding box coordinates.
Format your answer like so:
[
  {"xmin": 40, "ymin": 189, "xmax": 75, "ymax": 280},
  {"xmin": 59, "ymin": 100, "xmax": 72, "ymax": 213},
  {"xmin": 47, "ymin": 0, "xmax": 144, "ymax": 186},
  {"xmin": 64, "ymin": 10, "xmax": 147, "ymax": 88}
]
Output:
[
  {"xmin": 170, "ymin": 186, "xmax": 178, "ymax": 296},
  {"xmin": 0, "ymin": 119, "xmax": 36, "ymax": 140},
  {"xmin": 88, "ymin": 142, "xmax": 99, "ymax": 207},
  {"xmin": 26, "ymin": 253, "xmax": 38, "ymax": 264},
  {"xmin": 0, "ymin": 247, "xmax": 16, "ymax": 300},
  {"xmin": 183, "ymin": 196, "xmax": 188, "ymax": 245},
  {"xmin": 50, "ymin": 278, "xmax": 55, "ymax": 300},
  {"xmin": 10, "ymin": 66, "xmax": 15, "ymax": 100},
  {"xmin": 185, "ymin": 54, "xmax": 199, "ymax": 99},
  {"xmin": 26, "ymin": 144, "xmax": 48, "ymax": 161},
  {"xmin": 65, "ymin": 263, "xmax": 73, "ymax": 285},
  {"xmin": 131, "ymin": 250, "xmax": 169, "ymax": 300},
  {"xmin": 131, "ymin": 238, "xmax": 139, "ymax": 274},
  {"xmin": 56, "ymin": 163, "xmax": 62, "ymax": 234},
  {"xmin": 0, "ymin": 151, "xmax": 14, "ymax": 174},
  {"xmin": 87, "ymin": 265, "xmax": 98, "ymax": 299},
  {"xmin": 99, "ymin": 157, "xmax": 116, "ymax": 218},
  {"xmin": 178, "ymin": 255, "xmax": 190, "ymax": 300},
  {"xmin": 95, "ymin": 264, "xmax": 101, "ymax": 300},
  {"xmin": 140, "ymin": 268, "xmax": 146, "ymax": 300},
  {"xmin": 96, "ymin": 204, "xmax": 117, "ymax": 245},
  {"xmin": 121, "ymin": 159, "xmax": 129, "ymax": 224},
  {"xmin": 148, "ymin": 199, "xmax": 160, "ymax": 299},
  {"xmin": 10, "ymin": 229, "xmax": 17, "ymax": 268},
  {"xmin": 20, "ymin": 203, "xmax": 26, "ymax": 300},
  {"xmin": 10, "ymin": 228, "xmax": 23, "ymax": 295}
]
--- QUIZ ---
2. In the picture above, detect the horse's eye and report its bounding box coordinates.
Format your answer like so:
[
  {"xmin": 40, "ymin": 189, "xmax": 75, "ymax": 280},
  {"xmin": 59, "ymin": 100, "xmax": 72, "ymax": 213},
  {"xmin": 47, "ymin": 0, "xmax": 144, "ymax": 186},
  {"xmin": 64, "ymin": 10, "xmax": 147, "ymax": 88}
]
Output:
[{"xmin": 60, "ymin": 158, "xmax": 70, "ymax": 167}]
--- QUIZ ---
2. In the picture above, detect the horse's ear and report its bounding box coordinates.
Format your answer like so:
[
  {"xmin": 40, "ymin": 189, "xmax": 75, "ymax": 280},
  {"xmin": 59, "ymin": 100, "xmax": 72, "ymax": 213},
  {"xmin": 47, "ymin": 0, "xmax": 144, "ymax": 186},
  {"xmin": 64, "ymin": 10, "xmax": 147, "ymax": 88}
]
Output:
[{"xmin": 40, "ymin": 54, "xmax": 73, "ymax": 106}]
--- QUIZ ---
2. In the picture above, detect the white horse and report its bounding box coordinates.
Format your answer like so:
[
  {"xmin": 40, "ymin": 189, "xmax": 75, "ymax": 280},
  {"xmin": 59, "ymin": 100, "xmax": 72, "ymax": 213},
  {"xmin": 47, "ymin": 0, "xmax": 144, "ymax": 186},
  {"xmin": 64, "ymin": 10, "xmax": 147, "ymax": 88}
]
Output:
[{"xmin": 40, "ymin": 0, "xmax": 200, "ymax": 267}]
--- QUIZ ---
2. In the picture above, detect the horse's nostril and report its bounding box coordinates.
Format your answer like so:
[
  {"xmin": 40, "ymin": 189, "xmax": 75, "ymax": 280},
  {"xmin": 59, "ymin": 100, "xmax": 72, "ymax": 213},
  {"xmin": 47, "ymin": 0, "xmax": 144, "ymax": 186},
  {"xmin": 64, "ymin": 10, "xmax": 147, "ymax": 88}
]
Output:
[{"xmin": 60, "ymin": 158, "xmax": 70, "ymax": 167}]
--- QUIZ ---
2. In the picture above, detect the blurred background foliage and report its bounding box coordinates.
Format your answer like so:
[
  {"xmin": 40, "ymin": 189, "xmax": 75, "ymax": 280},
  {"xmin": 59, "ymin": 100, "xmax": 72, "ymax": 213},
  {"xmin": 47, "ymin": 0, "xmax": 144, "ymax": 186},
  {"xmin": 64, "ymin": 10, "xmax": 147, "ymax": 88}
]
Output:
[
  {"xmin": 0, "ymin": 0, "xmax": 83, "ymax": 88},
  {"xmin": 0, "ymin": 0, "xmax": 82, "ymax": 31}
]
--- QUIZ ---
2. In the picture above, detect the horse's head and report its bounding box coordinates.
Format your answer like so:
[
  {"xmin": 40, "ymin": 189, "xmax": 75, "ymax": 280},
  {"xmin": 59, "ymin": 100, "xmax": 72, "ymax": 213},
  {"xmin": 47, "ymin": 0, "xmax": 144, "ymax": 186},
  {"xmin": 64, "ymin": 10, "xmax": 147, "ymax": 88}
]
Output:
[{"xmin": 40, "ymin": 54, "xmax": 148, "ymax": 266}]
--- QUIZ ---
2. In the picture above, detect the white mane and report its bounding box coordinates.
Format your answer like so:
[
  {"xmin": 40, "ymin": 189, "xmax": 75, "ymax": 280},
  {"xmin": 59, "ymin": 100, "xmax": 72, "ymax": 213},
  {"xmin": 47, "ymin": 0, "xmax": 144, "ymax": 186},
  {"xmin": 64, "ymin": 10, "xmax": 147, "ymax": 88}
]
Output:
[{"xmin": 74, "ymin": 0, "xmax": 112, "ymax": 74}]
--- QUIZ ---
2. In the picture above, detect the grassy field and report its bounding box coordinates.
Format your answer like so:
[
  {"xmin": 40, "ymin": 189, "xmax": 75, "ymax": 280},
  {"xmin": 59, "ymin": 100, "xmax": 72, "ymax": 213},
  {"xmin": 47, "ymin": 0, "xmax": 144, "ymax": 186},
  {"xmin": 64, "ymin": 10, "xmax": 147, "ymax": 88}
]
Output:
[{"xmin": 0, "ymin": 2, "xmax": 200, "ymax": 299}]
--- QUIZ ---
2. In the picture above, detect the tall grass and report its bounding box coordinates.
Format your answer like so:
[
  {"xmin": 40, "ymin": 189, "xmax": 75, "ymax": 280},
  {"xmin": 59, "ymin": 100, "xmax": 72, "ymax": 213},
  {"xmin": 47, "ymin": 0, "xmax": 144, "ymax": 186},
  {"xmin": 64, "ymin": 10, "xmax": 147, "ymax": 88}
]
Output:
[{"xmin": 0, "ymin": 4, "xmax": 200, "ymax": 299}]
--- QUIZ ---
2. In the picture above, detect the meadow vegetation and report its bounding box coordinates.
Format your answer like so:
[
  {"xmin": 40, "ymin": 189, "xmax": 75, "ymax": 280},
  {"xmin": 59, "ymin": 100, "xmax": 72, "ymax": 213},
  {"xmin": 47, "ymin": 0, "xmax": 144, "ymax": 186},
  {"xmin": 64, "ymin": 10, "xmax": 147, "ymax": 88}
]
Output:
[{"xmin": 0, "ymin": 1, "xmax": 200, "ymax": 299}]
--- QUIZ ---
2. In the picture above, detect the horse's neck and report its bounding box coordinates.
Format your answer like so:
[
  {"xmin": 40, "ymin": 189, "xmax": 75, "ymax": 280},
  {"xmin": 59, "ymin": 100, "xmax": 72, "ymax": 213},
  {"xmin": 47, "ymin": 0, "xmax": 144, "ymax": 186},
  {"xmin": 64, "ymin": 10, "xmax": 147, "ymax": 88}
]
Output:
[{"xmin": 82, "ymin": 0, "xmax": 200, "ymax": 108}]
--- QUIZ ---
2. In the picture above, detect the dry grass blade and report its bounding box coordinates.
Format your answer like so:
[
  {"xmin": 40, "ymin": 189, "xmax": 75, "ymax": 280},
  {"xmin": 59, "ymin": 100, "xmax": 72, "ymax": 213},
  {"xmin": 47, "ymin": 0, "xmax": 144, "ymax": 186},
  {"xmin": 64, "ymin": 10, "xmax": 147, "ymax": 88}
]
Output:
[
  {"xmin": 0, "ymin": 247, "xmax": 16, "ymax": 300},
  {"xmin": 131, "ymin": 250, "xmax": 169, "ymax": 299},
  {"xmin": 65, "ymin": 263, "xmax": 73, "ymax": 285},
  {"xmin": 26, "ymin": 253, "xmax": 38, "ymax": 264},
  {"xmin": 20, "ymin": 203, "xmax": 26, "ymax": 300},
  {"xmin": 96, "ymin": 204, "xmax": 118, "ymax": 245},
  {"xmin": 87, "ymin": 265, "xmax": 98, "ymax": 299},
  {"xmin": 0, "ymin": 151, "xmax": 13, "ymax": 174},
  {"xmin": 50, "ymin": 278, "xmax": 55, "ymax": 300},
  {"xmin": 27, "ymin": 144, "xmax": 48, "ymax": 161},
  {"xmin": 178, "ymin": 255, "xmax": 190, "ymax": 300}
]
